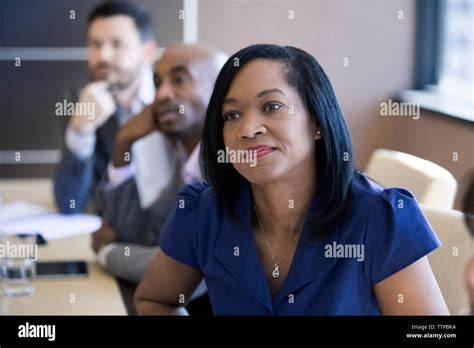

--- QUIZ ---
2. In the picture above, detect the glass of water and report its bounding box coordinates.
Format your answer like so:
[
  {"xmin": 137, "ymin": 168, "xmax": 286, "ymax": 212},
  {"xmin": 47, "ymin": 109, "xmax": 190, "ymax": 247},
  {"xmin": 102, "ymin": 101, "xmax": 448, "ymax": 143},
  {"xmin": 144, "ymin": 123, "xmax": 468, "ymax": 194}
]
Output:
[{"xmin": 1, "ymin": 234, "xmax": 37, "ymax": 296}]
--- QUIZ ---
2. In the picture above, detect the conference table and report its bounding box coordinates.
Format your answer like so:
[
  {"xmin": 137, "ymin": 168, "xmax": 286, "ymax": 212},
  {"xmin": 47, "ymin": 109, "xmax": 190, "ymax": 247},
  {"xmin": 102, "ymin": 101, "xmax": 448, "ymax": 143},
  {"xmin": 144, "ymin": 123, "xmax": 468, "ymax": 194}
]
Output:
[{"xmin": 0, "ymin": 178, "xmax": 127, "ymax": 315}]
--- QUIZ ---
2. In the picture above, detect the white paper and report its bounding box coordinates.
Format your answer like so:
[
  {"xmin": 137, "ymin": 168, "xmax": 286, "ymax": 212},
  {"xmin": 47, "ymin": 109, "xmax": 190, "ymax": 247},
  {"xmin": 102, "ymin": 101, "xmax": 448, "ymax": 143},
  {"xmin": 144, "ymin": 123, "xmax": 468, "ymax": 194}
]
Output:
[
  {"xmin": 0, "ymin": 200, "xmax": 53, "ymax": 223},
  {"xmin": 0, "ymin": 200, "xmax": 101, "ymax": 241},
  {"xmin": 1, "ymin": 213, "xmax": 101, "ymax": 241}
]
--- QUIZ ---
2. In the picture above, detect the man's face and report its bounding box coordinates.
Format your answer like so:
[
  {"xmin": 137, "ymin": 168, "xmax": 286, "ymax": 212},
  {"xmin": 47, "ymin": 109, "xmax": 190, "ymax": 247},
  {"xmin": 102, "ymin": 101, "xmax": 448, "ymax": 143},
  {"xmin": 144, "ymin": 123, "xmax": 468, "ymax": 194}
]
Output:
[
  {"xmin": 87, "ymin": 15, "xmax": 144, "ymax": 89},
  {"xmin": 152, "ymin": 49, "xmax": 213, "ymax": 137}
]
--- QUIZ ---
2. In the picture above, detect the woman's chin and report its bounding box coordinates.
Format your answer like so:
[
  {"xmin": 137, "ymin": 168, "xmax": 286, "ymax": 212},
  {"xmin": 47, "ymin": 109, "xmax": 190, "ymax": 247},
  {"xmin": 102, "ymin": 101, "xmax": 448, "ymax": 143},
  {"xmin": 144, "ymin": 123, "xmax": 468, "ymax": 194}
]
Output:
[{"xmin": 239, "ymin": 168, "xmax": 284, "ymax": 185}]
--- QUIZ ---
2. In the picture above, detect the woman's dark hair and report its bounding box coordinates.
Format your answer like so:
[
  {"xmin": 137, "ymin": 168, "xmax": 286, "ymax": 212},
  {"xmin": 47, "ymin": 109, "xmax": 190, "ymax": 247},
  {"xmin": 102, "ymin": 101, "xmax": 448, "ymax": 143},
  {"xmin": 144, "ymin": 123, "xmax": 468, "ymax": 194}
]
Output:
[
  {"xmin": 88, "ymin": 1, "xmax": 154, "ymax": 41},
  {"xmin": 200, "ymin": 44, "xmax": 357, "ymax": 240}
]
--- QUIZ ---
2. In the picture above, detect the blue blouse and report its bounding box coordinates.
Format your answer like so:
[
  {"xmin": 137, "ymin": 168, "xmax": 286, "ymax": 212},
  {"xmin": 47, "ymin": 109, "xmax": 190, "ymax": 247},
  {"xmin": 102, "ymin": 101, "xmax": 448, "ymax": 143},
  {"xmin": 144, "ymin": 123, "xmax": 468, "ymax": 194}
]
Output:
[{"xmin": 159, "ymin": 173, "xmax": 440, "ymax": 315}]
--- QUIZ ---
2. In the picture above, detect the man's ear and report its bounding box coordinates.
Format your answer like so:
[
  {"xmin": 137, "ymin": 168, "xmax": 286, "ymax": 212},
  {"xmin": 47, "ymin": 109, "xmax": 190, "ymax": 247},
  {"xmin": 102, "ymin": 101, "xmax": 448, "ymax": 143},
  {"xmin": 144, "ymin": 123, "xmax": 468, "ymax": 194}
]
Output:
[{"xmin": 142, "ymin": 40, "xmax": 158, "ymax": 65}]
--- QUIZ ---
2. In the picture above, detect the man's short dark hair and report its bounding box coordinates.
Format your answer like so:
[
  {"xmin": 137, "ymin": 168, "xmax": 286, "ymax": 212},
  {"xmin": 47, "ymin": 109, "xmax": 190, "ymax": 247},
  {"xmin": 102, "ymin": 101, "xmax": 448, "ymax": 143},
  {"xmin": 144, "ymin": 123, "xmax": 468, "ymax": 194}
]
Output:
[{"xmin": 88, "ymin": 1, "xmax": 154, "ymax": 41}]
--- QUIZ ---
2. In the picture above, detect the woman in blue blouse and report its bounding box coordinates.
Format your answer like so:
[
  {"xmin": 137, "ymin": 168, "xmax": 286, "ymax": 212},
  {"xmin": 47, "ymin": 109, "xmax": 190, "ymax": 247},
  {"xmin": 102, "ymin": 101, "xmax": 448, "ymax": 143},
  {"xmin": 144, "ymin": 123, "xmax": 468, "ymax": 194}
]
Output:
[{"xmin": 135, "ymin": 44, "xmax": 448, "ymax": 315}]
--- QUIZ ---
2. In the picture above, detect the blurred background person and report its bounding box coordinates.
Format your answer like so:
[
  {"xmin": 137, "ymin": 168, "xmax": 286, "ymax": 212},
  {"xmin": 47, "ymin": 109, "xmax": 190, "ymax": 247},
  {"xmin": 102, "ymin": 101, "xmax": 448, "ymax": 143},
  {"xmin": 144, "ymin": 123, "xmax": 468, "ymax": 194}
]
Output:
[
  {"xmin": 91, "ymin": 43, "xmax": 226, "ymax": 288},
  {"xmin": 54, "ymin": 1, "xmax": 157, "ymax": 214},
  {"xmin": 90, "ymin": 43, "xmax": 226, "ymax": 315}
]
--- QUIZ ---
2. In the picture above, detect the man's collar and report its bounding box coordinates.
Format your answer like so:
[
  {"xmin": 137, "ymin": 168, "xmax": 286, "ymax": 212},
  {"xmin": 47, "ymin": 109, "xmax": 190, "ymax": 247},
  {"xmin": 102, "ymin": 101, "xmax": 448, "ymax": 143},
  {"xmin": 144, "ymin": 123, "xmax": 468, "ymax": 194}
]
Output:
[
  {"xmin": 129, "ymin": 66, "xmax": 155, "ymax": 116},
  {"xmin": 137, "ymin": 66, "xmax": 155, "ymax": 105}
]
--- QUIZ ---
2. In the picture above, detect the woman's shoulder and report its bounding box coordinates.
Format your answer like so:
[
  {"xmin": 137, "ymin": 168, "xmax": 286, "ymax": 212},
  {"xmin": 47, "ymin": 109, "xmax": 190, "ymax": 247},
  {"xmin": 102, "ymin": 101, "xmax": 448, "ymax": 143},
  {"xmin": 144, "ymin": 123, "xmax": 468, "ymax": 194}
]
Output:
[
  {"xmin": 176, "ymin": 181, "xmax": 220, "ymax": 210},
  {"xmin": 350, "ymin": 173, "xmax": 440, "ymax": 284},
  {"xmin": 352, "ymin": 171, "xmax": 418, "ymax": 209},
  {"xmin": 177, "ymin": 181, "xmax": 211, "ymax": 198},
  {"xmin": 350, "ymin": 171, "xmax": 437, "ymax": 244},
  {"xmin": 159, "ymin": 181, "xmax": 220, "ymax": 268}
]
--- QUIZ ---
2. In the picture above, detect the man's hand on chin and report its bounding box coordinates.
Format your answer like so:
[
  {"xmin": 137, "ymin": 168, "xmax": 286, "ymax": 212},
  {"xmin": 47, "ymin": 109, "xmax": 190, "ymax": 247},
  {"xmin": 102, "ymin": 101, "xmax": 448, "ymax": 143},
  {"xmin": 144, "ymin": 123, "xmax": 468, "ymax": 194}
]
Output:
[{"xmin": 112, "ymin": 104, "xmax": 158, "ymax": 167}]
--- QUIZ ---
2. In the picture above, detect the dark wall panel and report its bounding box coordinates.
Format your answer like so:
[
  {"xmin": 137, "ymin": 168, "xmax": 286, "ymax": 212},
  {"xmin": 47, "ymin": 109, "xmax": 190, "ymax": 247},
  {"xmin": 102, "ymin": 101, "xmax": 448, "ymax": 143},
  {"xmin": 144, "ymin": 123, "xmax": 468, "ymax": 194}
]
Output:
[
  {"xmin": 0, "ymin": 0, "xmax": 183, "ymax": 47},
  {"xmin": 0, "ymin": 0, "xmax": 102, "ymax": 47},
  {"xmin": 0, "ymin": 60, "xmax": 88, "ymax": 150},
  {"xmin": 0, "ymin": 0, "xmax": 184, "ymax": 177}
]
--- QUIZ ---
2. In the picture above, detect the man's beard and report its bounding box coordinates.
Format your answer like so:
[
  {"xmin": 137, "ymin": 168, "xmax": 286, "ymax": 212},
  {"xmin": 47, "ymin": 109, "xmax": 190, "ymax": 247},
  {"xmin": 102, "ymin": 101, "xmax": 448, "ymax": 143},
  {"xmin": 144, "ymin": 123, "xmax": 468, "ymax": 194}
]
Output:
[
  {"xmin": 161, "ymin": 120, "xmax": 202, "ymax": 140},
  {"xmin": 91, "ymin": 62, "xmax": 141, "ymax": 92}
]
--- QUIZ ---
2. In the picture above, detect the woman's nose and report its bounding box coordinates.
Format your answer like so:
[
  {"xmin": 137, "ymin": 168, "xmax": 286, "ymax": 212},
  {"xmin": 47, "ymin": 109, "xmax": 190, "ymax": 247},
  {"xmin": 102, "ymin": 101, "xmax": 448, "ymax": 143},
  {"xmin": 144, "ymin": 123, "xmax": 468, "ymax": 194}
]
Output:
[{"xmin": 237, "ymin": 112, "xmax": 266, "ymax": 139}]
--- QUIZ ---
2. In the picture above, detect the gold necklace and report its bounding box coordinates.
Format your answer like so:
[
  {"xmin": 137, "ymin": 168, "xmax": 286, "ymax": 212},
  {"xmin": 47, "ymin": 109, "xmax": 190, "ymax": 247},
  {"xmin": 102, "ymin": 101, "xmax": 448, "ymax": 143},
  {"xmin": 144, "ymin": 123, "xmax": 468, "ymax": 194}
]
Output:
[{"xmin": 253, "ymin": 205, "xmax": 303, "ymax": 279}]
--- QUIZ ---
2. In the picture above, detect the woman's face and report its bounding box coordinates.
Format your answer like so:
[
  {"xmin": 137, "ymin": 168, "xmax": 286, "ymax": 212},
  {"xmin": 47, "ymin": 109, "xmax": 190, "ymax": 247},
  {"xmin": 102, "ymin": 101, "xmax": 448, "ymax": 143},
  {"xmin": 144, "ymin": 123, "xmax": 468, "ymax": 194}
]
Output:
[{"xmin": 222, "ymin": 59, "xmax": 317, "ymax": 184}]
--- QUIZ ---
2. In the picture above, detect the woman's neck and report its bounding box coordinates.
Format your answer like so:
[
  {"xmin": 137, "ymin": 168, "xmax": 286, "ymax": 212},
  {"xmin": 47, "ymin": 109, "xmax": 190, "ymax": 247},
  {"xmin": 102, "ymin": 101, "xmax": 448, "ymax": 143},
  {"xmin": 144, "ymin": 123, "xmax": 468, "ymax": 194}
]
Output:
[{"xmin": 251, "ymin": 160, "xmax": 317, "ymax": 238}]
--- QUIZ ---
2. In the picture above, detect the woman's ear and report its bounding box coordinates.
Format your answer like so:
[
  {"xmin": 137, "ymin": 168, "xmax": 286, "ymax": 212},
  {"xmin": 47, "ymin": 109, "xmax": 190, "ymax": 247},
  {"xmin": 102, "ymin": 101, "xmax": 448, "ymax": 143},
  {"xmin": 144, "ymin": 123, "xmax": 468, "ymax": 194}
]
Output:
[{"xmin": 313, "ymin": 123, "xmax": 322, "ymax": 140}]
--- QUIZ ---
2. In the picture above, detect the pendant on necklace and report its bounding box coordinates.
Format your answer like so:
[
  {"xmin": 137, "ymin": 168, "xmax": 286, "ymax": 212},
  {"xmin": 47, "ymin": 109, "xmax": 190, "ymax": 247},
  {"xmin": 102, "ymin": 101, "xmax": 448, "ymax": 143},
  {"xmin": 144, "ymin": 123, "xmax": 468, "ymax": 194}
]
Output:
[{"xmin": 272, "ymin": 264, "xmax": 280, "ymax": 278}]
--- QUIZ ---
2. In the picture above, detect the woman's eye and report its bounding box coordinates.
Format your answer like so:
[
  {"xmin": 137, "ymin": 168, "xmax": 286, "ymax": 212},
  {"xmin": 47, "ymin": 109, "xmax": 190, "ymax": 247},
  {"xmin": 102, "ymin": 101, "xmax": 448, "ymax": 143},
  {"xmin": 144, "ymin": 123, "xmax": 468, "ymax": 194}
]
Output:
[
  {"xmin": 223, "ymin": 111, "xmax": 240, "ymax": 121},
  {"xmin": 263, "ymin": 103, "xmax": 283, "ymax": 113}
]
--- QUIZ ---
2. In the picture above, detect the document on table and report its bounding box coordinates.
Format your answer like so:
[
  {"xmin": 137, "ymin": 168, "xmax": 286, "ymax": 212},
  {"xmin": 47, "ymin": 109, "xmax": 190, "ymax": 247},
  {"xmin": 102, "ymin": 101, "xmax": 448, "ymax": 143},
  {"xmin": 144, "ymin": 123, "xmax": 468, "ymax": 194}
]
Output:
[
  {"xmin": 0, "ymin": 200, "xmax": 101, "ymax": 241},
  {"xmin": 0, "ymin": 200, "xmax": 53, "ymax": 223}
]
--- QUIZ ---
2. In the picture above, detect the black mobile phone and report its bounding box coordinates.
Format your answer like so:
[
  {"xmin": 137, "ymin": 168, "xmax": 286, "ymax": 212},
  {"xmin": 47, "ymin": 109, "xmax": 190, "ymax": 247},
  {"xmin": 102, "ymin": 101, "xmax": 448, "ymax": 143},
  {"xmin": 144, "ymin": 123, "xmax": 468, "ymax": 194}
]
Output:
[
  {"xmin": 16, "ymin": 233, "xmax": 48, "ymax": 245},
  {"xmin": 36, "ymin": 261, "xmax": 88, "ymax": 279},
  {"xmin": 36, "ymin": 234, "xmax": 47, "ymax": 245}
]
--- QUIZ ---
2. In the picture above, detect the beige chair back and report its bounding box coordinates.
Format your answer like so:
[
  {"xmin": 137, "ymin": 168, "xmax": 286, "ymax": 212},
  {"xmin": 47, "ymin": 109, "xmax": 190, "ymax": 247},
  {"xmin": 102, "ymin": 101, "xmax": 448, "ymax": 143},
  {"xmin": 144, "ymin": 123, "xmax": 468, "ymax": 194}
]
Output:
[
  {"xmin": 366, "ymin": 149, "xmax": 457, "ymax": 209},
  {"xmin": 422, "ymin": 205, "xmax": 473, "ymax": 314}
]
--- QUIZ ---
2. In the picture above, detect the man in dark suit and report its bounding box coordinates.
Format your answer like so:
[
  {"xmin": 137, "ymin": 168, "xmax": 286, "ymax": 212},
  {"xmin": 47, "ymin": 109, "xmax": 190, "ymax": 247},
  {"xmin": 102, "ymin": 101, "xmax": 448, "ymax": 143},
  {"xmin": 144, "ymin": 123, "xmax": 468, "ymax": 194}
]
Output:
[{"xmin": 54, "ymin": 1, "xmax": 157, "ymax": 214}]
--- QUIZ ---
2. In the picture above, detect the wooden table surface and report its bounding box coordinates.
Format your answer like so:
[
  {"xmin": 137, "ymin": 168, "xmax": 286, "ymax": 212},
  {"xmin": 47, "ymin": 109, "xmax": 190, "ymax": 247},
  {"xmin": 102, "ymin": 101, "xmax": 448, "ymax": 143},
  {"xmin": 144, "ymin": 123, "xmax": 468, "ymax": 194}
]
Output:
[
  {"xmin": 1, "ymin": 233, "xmax": 127, "ymax": 315},
  {"xmin": 1, "ymin": 178, "xmax": 127, "ymax": 315}
]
